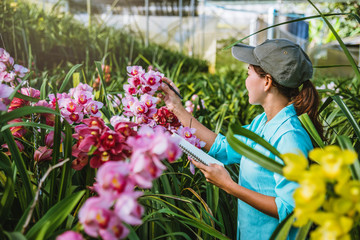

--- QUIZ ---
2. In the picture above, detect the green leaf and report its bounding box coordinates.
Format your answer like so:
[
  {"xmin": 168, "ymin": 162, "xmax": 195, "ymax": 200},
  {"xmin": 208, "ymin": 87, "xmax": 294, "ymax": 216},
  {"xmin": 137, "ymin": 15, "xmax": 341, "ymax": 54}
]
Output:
[
  {"xmin": 25, "ymin": 191, "xmax": 85, "ymax": 240},
  {"xmin": 270, "ymin": 212, "xmax": 295, "ymax": 240},
  {"xmin": 1, "ymin": 129, "xmax": 34, "ymax": 206},
  {"xmin": 337, "ymin": 135, "xmax": 360, "ymax": 180},
  {"xmin": 40, "ymin": 74, "xmax": 48, "ymax": 100},
  {"xmin": 58, "ymin": 64, "xmax": 83, "ymax": 93},
  {"xmin": 332, "ymin": 95, "xmax": 360, "ymax": 141},
  {"xmin": 226, "ymin": 125, "xmax": 283, "ymax": 175},
  {"xmin": 4, "ymin": 231, "xmax": 27, "ymax": 240},
  {"xmin": 298, "ymin": 113, "xmax": 325, "ymax": 148},
  {"xmin": 0, "ymin": 160, "xmax": 15, "ymax": 223},
  {"xmin": 0, "ymin": 106, "xmax": 59, "ymax": 125},
  {"xmin": 1, "ymin": 122, "xmax": 54, "ymax": 132},
  {"xmin": 13, "ymin": 92, "xmax": 39, "ymax": 102},
  {"xmin": 295, "ymin": 221, "xmax": 313, "ymax": 240}
]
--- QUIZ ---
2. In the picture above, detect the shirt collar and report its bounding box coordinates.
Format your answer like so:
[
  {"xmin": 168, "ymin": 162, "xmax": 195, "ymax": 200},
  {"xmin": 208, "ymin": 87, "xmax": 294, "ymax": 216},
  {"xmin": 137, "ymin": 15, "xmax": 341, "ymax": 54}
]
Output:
[{"xmin": 262, "ymin": 104, "xmax": 297, "ymax": 141}]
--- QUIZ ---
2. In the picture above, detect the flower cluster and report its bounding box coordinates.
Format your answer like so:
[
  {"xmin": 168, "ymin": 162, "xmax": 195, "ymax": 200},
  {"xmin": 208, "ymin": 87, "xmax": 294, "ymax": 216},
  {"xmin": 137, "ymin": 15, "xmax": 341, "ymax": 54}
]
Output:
[
  {"xmin": 153, "ymin": 106, "xmax": 181, "ymax": 132},
  {"xmin": 282, "ymin": 146, "xmax": 360, "ymax": 240},
  {"xmin": 71, "ymin": 116, "xmax": 136, "ymax": 170},
  {"xmin": 78, "ymin": 126, "xmax": 181, "ymax": 240},
  {"xmin": 0, "ymin": 48, "xmax": 29, "ymax": 111},
  {"xmin": 121, "ymin": 66, "xmax": 163, "ymax": 124},
  {"xmin": 185, "ymin": 94, "xmax": 205, "ymax": 113},
  {"xmin": 49, "ymin": 83, "xmax": 103, "ymax": 124}
]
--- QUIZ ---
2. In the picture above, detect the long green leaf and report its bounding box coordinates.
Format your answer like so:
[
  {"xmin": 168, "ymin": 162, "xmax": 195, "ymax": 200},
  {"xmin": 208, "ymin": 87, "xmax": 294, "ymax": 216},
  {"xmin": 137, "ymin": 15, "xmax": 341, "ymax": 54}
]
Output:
[
  {"xmin": 1, "ymin": 122, "xmax": 54, "ymax": 132},
  {"xmin": 4, "ymin": 231, "xmax": 27, "ymax": 240},
  {"xmin": 332, "ymin": 95, "xmax": 360, "ymax": 140},
  {"xmin": 298, "ymin": 113, "xmax": 325, "ymax": 148},
  {"xmin": 0, "ymin": 106, "xmax": 59, "ymax": 125},
  {"xmin": 226, "ymin": 125, "xmax": 283, "ymax": 175},
  {"xmin": 40, "ymin": 74, "xmax": 48, "ymax": 100},
  {"xmin": 0, "ymin": 153, "xmax": 14, "ymax": 219},
  {"xmin": 25, "ymin": 190, "xmax": 85, "ymax": 240},
  {"xmin": 337, "ymin": 135, "xmax": 360, "ymax": 180},
  {"xmin": 270, "ymin": 212, "xmax": 295, "ymax": 240},
  {"xmin": 295, "ymin": 221, "xmax": 313, "ymax": 240},
  {"xmin": 1, "ymin": 129, "xmax": 34, "ymax": 206},
  {"xmin": 58, "ymin": 64, "xmax": 83, "ymax": 93},
  {"xmin": 13, "ymin": 92, "xmax": 40, "ymax": 103},
  {"xmin": 307, "ymin": 0, "xmax": 360, "ymax": 81},
  {"xmin": 58, "ymin": 122, "xmax": 73, "ymax": 201}
]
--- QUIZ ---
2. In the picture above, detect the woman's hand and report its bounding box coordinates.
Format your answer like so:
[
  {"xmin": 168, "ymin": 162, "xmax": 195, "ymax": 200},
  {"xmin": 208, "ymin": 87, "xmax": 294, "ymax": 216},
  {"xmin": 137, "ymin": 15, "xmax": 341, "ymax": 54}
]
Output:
[
  {"xmin": 190, "ymin": 159, "xmax": 234, "ymax": 191},
  {"xmin": 158, "ymin": 77, "xmax": 184, "ymax": 114}
]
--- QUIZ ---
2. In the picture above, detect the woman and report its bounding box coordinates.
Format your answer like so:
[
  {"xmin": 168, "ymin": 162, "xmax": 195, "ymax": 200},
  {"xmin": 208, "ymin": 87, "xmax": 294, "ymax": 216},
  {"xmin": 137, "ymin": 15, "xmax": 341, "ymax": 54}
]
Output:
[{"xmin": 159, "ymin": 39, "xmax": 322, "ymax": 239}]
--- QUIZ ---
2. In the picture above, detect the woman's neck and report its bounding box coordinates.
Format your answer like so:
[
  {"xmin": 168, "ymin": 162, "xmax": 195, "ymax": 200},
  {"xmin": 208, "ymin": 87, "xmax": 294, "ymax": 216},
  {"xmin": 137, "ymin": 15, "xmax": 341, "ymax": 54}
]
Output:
[{"xmin": 262, "ymin": 94, "xmax": 290, "ymax": 123}]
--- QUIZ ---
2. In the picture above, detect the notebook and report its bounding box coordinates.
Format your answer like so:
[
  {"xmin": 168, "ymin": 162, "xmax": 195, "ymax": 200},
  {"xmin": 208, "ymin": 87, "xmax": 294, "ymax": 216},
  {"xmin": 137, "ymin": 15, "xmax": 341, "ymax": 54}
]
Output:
[{"xmin": 172, "ymin": 133, "xmax": 224, "ymax": 167}]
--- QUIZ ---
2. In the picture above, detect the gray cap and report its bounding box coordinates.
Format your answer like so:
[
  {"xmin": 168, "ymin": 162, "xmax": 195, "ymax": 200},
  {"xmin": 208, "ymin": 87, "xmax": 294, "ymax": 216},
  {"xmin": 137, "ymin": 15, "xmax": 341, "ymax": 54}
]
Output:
[{"xmin": 232, "ymin": 39, "xmax": 313, "ymax": 88}]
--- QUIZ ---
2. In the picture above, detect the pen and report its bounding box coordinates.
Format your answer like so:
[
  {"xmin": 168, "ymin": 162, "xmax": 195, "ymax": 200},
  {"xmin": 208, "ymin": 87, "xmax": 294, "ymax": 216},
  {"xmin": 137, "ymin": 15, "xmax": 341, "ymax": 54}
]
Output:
[{"xmin": 163, "ymin": 81, "xmax": 183, "ymax": 100}]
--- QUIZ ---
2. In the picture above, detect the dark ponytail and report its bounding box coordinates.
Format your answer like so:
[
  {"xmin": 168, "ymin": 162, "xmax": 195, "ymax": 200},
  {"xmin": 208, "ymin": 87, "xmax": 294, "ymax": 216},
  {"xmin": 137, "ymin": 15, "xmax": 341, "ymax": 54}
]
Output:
[{"xmin": 253, "ymin": 65, "xmax": 324, "ymax": 141}]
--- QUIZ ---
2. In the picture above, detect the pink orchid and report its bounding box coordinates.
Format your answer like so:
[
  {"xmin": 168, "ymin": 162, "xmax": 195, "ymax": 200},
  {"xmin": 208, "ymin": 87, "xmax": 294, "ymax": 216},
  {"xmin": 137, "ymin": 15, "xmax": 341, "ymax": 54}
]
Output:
[
  {"xmin": 73, "ymin": 90, "xmax": 93, "ymax": 105},
  {"xmin": 58, "ymin": 98, "xmax": 83, "ymax": 113},
  {"xmin": 48, "ymin": 93, "xmax": 70, "ymax": 108},
  {"xmin": 89, "ymin": 150, "xmax": 129, "ymax": 169},
  {"xmin": 56, "ymin": 231, "xmax": 84, "ymax": 240},
  {"xmin": 45, "ymin": 131, "xmax": 65, "ymax": 148},
  {"xmin": 126, "ymin": 66, "xmax": 144, "ymax": 77},
  {"xmin": 0, "ymin": 84, "xmax": 13, "ymax": 111},
  {"xmin": 0, "ymin": 48, "xmax": 13, "ymax": 64},
  {"xmin": 121, "ymin": 96, "xmax": 137, "ymax": 117},
  {"xmin": 99, "ymin": 130, "xmax": 126, "ymax": 154},
  {"xmin": 34, "ymin": 146, "xmax": 53, "ymax": 162},
  {"xmin": 69, "ymin": 83, "xmax": 93, "ymax": 97},
  {"xmin": 78, "ymin": 197, "xmax": 113, "ymax": 238},
  {"xmin": 114, "ymin": 192, "xmax": 144, "ymax": 225},
  {"xmin": 128, "ymin": 75, "xmax": 142, "ymax": 88},
  {"xmin": 2, "ymin": 140, "xmax": 24, "ymax": 155},
  {"xmin": 0, "ymin": 62, "xmax": 6, "ymax": 72},
  {"xmin": 60, "ymin": 109, "xmax": 84, "ymax": 124},
  {"xmin": 0, "ymin": 71, "xmax": 16, "ymax": 83},
  {"xmin": 84, "ymin": 100, "xmax": 103, "ymax": 117},
  {"xmin": 8, "ymin": 119, "xmax": 26, "ymax": 138},
  {"xmin": 94, "ymin": 161, "xmax": 135, "ymax": 201},
  {"xmin": 98, "ymin": 217, "xmax": 129, "ymax": 240},
  {"xmin": 71, "ymin": 151, "xmax": 89, "ymax": 170},
  {"xmin": 13, "ymin": 64, "xmax": 29, "ymax": 78},
  {"xmin": 21, "ymin": 87, "xmax": 40, "ymax": 99},
  {"xmin": 123, "ymin": 84, "xmax": 138, "ymax": 96}
]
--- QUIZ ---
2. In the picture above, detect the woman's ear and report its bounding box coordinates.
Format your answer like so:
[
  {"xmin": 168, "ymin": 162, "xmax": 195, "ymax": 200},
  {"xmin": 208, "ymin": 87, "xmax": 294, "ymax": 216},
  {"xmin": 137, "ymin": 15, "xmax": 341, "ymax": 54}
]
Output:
[{"xmin": 264, "ymin": 74, "xmax": 273, "ymax": 92}]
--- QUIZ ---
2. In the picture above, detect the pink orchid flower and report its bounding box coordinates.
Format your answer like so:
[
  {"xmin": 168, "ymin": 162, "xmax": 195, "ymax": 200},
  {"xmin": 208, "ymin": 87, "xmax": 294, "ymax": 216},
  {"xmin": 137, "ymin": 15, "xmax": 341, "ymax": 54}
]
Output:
[
  {"xmin": 73, "ymin": 90, "xmax": 93, "ymax": 105},
  {"xmin": 98, "ymin": 217, "xmax": 129, "ymax": 240},
  {"xmin": 0, "ymin": 71, "xmax": 16, "ymax": 83},
  {"xmin": 13, "ymin": 64, "xmax": 29, "ymax": 78},
  {"xmin": 78, "ymin": 197, "xmax": 113, "ymax": 238},
  {"xmin": 0, "ymin": 84, "xmax": 14, "ymax": 111},
  {"xmin": 114, "ymin": 192, "xmax": 144, "ymax": 225},
  {"xmin": 123, "ymin": 84, "xmax": 138, "ymax": 96},
  {"xmin": 94, "ymin": 161, "xmax": 135, "ymax": 201},
  {"xmin": 126, "ymin": 66, "xmax": 144, "ymax": 77},
  {"xmin": 71, "ymin": 151, "xmax": 89, "ymax": 170},
  {"xmin": 84, "ymin": 100, "xmax": 103, "ymax": 117},
  {"xmin": 56, "ymin": 231, "xmax": 84, "ymax": 240},
  {"xmin": 34, "ymin": 146, "xmax": 53, "ymax": 162}
]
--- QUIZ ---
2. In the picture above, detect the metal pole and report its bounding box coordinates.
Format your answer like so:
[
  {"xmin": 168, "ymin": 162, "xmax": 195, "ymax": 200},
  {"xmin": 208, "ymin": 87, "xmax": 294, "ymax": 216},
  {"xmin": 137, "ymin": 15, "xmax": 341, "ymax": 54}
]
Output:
[
  {"xmin": 179, "ymin": 0, "xmax": 183, "ymax": 52},
  {"xmin": 267, "ymin": 7, "xmax": 276, "ymax": 39},
  {"xmin": 145, "ymin": 0, "xmax": 149, "ymax": 47},
  {"xmin": 190, "ymin": 0, "xmax": 195, "ymax": 57}
]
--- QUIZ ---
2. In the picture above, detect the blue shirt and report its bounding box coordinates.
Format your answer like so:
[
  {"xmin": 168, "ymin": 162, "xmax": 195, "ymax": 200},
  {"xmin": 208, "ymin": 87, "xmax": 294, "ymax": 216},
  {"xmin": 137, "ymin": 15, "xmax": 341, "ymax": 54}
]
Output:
[{"xmin": 208, "ymin": 104, "xmax": 313, "ymax": 240}]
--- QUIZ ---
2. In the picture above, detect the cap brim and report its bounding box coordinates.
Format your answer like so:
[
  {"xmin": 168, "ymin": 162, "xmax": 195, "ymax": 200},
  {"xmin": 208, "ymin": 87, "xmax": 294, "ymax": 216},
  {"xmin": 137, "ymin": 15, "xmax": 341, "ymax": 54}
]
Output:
[{"xmin": 231, "ymin": 43, "xmax": 259, "ymax": 66}]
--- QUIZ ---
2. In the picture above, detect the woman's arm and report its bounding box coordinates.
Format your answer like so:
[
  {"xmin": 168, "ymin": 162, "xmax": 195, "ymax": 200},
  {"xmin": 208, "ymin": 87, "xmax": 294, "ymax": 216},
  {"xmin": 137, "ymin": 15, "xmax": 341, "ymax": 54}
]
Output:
[
  {"xmin": 159, "ymin": 78, "xmax": 217, "ymax": 151},
  {"xmin": 191, "ymin": 160, "xmax": 279, "ymax": 219}
]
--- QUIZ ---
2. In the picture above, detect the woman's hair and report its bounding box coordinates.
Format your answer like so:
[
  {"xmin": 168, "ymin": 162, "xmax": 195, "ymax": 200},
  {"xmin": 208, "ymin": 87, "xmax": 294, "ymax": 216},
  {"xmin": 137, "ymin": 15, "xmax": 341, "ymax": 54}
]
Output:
[{"xmin": 252, "ymin": 65, "xmax": 324, "ymax": 140}]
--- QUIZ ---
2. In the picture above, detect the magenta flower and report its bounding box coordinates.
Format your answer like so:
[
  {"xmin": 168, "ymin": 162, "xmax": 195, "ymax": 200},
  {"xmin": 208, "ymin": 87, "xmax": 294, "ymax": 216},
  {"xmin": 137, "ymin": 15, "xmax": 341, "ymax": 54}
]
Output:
[
  {"xmin": 2, "ymin": 140, "xmax": 24, "ymax": 155},
  {"xmin": 73, "ymin": 90, "xmax": 93, "ymax": 105},
  {"xmin": 56, "ymin": 231, "xmax": 84, "ymax": 240},
  {"xmin": 71, "ymin": 151, "xmax": 89, "ymax": 170},
  {"xmin": 123, "ymin": 84, "xmax": 138, "ymax": 96},
  {"xmin": 84, "ymin": 100, "xmax": 103, "ymax": 117},
  {"xmin": 78, "ymin": 197, "xmax": 113, "ymax": 238},
  {"xmin": 59, "ymin": 98, "xmax": 83, "ymax": 113},
  {"xmin": 128, "ymin": 75, "xmax": 142, "ymax": 87},
  {"xmin": 0, "ymin": 71, "xmax": 16, "ymax": 83},
  {"xmin": 121, "ymin": 96, "xmax": 137, "ymax": 117},
  {"xmin": 99, "ymin": 217, "xmax": 129, "ymax": 240},
  {"xmin": 126, "ymin": 66, "xmax": 144, "ymax": 77},
  {"xmin": 69, "ymin": 83, "xmax": 93, "ymax": 97},
  {"xmin": 114, "ymin": 192, "xmax": 144, "ymax": 225},
  {"xmin": 94, "ymin": 161, "xmax": 135, "ymax": 201},
  {"xmin": 45, "ymin": 131, "xmax": 65, "ymax": 148},
  {"xmin": 34, "ymin": 146, "xmax": 53, "ymax": 162},
  {"xmin": 48, "ymin": 93, "xmax": 70, "ymax": 108}
]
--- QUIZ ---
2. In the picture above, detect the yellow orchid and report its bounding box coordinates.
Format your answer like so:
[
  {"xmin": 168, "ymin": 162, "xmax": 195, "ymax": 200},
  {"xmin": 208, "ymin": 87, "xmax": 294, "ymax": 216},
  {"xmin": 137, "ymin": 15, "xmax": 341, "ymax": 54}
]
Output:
[
  {"xmin": 336, "ymin": 180, "xmax": 360, "ymax": 203},
  {"xmin": 308, "ymin": 146, "xmax": 357, "ymax": 180},
  {"xmin": 282, "ymin": 152, "xmax": 308, "ymax": 181},
  {"xmin": 310, "ymin": 212, "xmax": 353, "ymax": 240}
]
